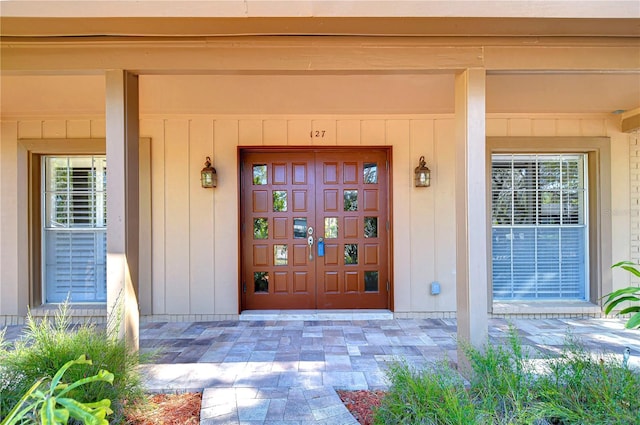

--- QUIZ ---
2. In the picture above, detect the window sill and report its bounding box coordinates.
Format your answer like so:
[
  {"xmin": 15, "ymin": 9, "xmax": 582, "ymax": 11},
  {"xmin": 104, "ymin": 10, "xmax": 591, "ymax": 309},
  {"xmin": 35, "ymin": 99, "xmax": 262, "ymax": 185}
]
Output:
[
  {"xmin": 29, "ymin": 304, "xmax": 107, "ymax": 321},
  {"xmin": 493, "ymin": 301, "xmax": 601, "ymax": 315}
]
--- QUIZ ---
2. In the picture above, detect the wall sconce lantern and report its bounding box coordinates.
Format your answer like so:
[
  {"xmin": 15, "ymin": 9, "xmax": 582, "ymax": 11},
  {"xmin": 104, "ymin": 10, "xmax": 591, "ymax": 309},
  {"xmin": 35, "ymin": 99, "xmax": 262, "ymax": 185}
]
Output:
[
  {"xmin": 200, "ymin": 156, "xmax": 217, "ymax": 188},
  {"xmin": 414, "ymin": 155, "xmax": 431, "ymax": 187}
]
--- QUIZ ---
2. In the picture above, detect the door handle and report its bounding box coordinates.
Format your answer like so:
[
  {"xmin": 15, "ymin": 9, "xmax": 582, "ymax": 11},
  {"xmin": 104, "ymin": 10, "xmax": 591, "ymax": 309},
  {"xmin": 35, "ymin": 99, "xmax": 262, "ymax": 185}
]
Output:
[{"xmin": 308, "ymin": 227, "xmax": 314, "ymax": 261}]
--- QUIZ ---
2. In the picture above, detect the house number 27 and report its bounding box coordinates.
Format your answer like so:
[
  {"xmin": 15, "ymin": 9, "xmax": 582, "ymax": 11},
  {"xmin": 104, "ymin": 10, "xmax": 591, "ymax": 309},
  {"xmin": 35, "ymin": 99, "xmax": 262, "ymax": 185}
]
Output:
[{"xmin": 310, "ymin": 130, "xmax": 326, "ymax": 138}]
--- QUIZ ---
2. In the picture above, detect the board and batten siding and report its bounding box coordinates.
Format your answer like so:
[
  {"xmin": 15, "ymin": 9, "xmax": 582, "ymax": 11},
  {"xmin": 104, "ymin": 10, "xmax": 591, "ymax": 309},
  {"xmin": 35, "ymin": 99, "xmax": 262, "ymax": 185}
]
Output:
[
  {"xmin": 0, "ymin": 114, "xmax": 633, "ymax": 323},
  {"xmin": 486, "ymin": 115, "xmax": 632, "ymax": 301},
  {"xmin": 1, "ymin": 120, "xmax": 105, "ymax": 321},
  {"xmin": 140, "ymin": 116, "xmax": 460, "ymax": 318},
  {"xmin": 0, "ymin": 118, "xmax": 153, "ymax": 323},
  {"xmin": 141, "ymin": 114, "xmax": 629, "ymax": 318}
]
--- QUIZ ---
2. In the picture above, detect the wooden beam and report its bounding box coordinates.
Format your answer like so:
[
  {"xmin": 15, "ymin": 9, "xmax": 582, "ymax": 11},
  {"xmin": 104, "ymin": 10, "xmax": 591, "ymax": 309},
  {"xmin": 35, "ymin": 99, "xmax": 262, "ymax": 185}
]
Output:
[
  {"xmin": 485, "ymin": 46, "xmax": 640, "ymax": 72},
  {"xmin": 2, "ymin": 16, "xmax": 640, "ymax": 37},
  {"xmin": 2, "ymin": 37, "xmax": 639, "ymax": 74},
  {"xmin": 622, "ymin": 111, "xmax": 640, "ymax": 133}
]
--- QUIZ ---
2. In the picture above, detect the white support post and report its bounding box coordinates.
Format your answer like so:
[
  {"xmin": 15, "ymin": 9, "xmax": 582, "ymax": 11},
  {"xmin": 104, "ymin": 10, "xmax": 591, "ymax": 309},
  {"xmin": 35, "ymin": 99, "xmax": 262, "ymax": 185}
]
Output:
[
  {"xmin": 105, "ymin": 70, "xmax": 140, "ymax": 349},
  {"xmin": 455, "ymin": 68, "xmax": 489, "ymax": 364}
]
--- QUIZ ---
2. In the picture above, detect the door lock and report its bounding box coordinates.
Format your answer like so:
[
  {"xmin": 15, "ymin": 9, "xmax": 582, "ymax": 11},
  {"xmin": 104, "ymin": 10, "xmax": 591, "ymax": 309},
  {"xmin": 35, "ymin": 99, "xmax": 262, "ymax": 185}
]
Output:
[
  {"xmin": 317, "ymin": 237, "xmax": 325, "ymax": 257},
  {"xmin": 307, "ymin": 227, "xmax": 314, "ymax": 261}
]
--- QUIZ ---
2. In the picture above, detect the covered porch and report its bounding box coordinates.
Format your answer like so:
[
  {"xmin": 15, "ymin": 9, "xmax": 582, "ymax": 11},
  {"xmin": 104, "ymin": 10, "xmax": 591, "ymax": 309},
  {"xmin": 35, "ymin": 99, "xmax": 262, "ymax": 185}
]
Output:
[{"xmin": 1, "ymin": 1, "xmax": 639, "ymax": 354}]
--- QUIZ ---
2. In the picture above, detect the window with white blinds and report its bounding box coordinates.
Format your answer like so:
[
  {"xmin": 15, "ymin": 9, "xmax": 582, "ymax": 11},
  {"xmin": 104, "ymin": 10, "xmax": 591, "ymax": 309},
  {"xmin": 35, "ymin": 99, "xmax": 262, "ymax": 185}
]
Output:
[
  {"xmin": 491, "ymin": 154, "xmax": 588, "ymax": 300},
  {"xmin": 43, "ymin": 156, "xmax": 106, "ymax": 303}
]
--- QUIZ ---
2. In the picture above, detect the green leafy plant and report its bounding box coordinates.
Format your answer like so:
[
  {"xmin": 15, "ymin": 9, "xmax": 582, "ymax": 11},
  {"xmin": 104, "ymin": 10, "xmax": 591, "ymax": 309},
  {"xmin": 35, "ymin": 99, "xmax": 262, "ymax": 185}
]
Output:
[
  {"xmin": 0, "ymin": 302, "xmax": 146, "ymax": 423},
  {"xmin": 463, "ymin": 328, "xmax": 536, "ymax": 424},
  {"xmin": 374, "ymin": 328, "xmax": 639, "ymax": 425},
  {"xmin": 374, "ymin": 361, "xmax": 477, "ymax": 425},
  {"xmin": 533, "ymin": 337, "xmax": 640, "ymax": 424},
  {"xmin": 604, "ymin": 261, "xmax": 640, "ymax": 329},
  {"xmin": 1, "ymin": 355, "xmax": 114, "ymax": 425}
]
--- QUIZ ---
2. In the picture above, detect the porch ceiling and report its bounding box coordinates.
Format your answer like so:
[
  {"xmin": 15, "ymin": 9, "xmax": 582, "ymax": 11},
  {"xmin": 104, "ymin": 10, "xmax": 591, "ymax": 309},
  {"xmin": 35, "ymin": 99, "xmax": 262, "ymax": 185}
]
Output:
[{"xmin": 1, "ymin": 73, "xmax": 638, "ymax": 117}]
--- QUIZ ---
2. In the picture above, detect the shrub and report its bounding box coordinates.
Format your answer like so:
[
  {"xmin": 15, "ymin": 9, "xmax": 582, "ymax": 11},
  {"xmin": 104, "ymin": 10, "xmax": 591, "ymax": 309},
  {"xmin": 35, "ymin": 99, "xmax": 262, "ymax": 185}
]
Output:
[
  {"xmin": 374, "ymin": 361, "xmax": 477, "ymax": 425},
  {"xmin": 464, "ymin": 329, "xmax": 536, "ymax": 424},
  {"xmin": 0, "ymin": 302, "xmax": 145, "ymax": 424},
  {"xmin": 534, "ymin": 338, "xmax": 640, "ymax": 425},
  {"xmin": 374, "ymin": 327, "xmax": 639, "ymax": 425}
]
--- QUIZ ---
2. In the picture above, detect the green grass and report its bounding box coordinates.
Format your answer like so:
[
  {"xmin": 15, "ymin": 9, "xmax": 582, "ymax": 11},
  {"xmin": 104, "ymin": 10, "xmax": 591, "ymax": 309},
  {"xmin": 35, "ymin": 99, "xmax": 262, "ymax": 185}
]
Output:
[
  {"xmin": 374, "ymin": 361, "xmax": 476, "ymax": 425},
  {"xmin": 0, "ymin": 302, "xmax": 146, "ymax": 424},
  {"xmin": 374, "ymin": 327, "xmax": 640, "ymax": 425},
  {"xmin": 533, "ymin": 338, "xmax": 640, "ymax": 424}
]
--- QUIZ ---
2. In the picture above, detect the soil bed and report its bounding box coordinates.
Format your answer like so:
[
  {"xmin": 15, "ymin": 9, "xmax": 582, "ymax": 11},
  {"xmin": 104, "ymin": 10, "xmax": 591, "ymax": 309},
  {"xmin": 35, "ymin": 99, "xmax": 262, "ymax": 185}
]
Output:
[
  {"xmin": 125, "ymin": 392, "xmax": 201, "ymax": 425},
  {"xmin": 337, "ymin": 390, "xmax": 386, "ymax": 425}
]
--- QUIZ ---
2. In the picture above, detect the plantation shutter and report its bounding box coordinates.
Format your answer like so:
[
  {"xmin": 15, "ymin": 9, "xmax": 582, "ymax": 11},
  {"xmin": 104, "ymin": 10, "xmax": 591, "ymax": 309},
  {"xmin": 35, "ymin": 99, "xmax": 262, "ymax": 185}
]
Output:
[
  {"xmin": 43, "ymin": 156, "xmax": 107, "ymax": 303},
  {"xmin": 491, "ymin": 154, "xmax": 588, "ymax": 300}
]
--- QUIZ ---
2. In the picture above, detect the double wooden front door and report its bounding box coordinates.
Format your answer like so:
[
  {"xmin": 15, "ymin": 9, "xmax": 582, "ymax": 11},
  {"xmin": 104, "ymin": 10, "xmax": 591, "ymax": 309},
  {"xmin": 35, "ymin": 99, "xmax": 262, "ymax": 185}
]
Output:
[{"xmin": 241, "ymin": 149, "xmax": 390, "ymax": 310}]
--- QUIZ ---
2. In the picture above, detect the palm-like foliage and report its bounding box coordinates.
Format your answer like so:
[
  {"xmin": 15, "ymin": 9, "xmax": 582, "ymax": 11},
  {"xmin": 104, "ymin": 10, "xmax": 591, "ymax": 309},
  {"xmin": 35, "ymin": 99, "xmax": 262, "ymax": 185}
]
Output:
[
  {"xmin": 604, "ymin": 261, "xmax": 640, "ymax": 329},
  {"xmin": 1, "ymin": 355, "xmax": 114, "ymax": 425}
]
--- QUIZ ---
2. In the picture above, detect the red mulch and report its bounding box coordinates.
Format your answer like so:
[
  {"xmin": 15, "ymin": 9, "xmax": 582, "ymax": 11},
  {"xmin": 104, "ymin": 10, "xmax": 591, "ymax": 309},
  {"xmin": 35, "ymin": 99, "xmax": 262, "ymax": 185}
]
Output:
[
  {"xmin": 337, "ymin": 390, "xmax": 386, "ymax": 425},
  {"xmin": 125, "ymin": 392, "xmax": 201, "ymax": 425}
]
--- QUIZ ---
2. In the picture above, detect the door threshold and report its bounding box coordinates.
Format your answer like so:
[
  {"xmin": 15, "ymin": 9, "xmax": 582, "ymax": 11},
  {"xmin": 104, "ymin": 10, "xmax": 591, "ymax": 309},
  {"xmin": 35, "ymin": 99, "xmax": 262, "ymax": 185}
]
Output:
[{"xmin": 239, "ymin": 309, "xmax": 393, "ymax": 321}]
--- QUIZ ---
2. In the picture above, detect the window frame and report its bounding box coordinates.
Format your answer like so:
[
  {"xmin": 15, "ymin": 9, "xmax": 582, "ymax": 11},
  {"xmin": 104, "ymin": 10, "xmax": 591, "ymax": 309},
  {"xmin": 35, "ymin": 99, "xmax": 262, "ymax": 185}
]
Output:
[
  {"xmin": 17, "ymin": 137, "xmax": 151, "ymax": 313},
  {"xmin": 21, "ymin": 139, "xmax": 106, "ymax": 307},
  {"xmin": 486, "ymin": 137, "xmax": 612, "ymax": 306},
  {"xmin": 490, "ymin": 153, "xmax": 589, "ymax": 301},
  {"xmin": 41, "ymin": 154, "xmax": 108, "ymax": 304}
]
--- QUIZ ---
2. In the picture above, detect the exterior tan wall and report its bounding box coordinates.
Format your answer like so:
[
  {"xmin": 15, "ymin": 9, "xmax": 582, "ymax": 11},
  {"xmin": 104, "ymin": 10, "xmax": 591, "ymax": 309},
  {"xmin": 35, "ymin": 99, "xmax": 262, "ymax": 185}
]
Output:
[
  {"xmin": 0, "ymin": 113, "xmax": 633, "ymax": 323},
  {"xmin": 141, "ymin": 115, "xmax": 459, "ymax": 317},
  {"xmin": 0, "ymin": 118, "xmax": 152, "ymax": 324},
  {"xmin": 486, "ymin": 115, "xmax": 632, "ymax": 296},
  {"xmin": 628, "ymin": 133, "xmax": 640, "ymax": 281},
  {"xmin": 142, "ymin": 113, "xmax": 632, "ymax": 318},
  {"xmin": 0, "ymin": 121, "xmax": 23, "ymax": 321}
]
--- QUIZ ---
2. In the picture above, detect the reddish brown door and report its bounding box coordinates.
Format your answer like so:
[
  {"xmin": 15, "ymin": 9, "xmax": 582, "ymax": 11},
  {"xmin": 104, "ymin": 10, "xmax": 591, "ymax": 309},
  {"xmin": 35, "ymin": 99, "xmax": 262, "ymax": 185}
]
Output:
[{"xmin": 241, "ymin": 149, "xmax": 389, "ymax": 310}]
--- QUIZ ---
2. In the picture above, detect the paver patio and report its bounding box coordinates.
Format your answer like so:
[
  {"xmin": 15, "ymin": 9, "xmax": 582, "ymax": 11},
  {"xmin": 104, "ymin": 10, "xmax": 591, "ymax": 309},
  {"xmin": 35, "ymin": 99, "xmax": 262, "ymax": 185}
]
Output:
[
  {"xmin": 137, "ymin": 314, "xmax": 640, "ymax": 424},
  {"xmin": 3, "ymin": 314, "xmax": 639, "ymax": 424}
]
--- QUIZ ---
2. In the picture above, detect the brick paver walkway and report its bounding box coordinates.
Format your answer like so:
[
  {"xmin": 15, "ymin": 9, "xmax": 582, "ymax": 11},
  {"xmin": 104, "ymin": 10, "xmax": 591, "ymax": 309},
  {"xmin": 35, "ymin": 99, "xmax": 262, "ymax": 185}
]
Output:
[
  {"xmin": 4, "ymin": 314, "xmax": 639, "ymax": 424},
  {"xmin": 137, "ymin": 316, "xmax": 639, "ymax": 424}
]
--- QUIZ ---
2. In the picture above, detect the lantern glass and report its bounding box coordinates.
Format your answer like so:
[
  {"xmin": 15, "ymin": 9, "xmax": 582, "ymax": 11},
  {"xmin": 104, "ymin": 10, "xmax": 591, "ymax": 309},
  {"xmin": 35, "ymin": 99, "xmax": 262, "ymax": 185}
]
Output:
[
  {"xmin": 415, "ymin": 170, "xmax": 430, "ymax": 187},
  {"xmin": 414, "ymin": 156, "xmax": 431, "ymax": 187},
  {"xmin": 201, "ymin": 170, "xmax": 212, "ymax": 187},
  {"xmin": 201, "ymin": 157, "xmax": 217, "ymax": 188}
]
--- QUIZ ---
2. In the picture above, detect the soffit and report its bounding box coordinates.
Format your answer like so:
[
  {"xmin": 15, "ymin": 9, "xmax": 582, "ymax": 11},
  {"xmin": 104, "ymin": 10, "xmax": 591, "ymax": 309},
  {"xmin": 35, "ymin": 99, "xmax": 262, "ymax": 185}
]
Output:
[{"xmin": 2, "ymin": 1, "xmax": 639, "ymax": 19}]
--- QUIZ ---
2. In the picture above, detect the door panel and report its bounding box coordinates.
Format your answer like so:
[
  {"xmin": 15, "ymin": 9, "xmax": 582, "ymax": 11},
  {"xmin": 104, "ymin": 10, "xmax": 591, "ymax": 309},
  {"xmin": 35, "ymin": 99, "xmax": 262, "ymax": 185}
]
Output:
[
  {"xmin": 242, "ymin": 152, "xmax": 316, "ymax": 309},
  {"xmin": 241, "ymin": 149, "xmax": 389, "ymax": 310},
  {"xmin": 314, "ymin": 151, "xmax": 389, "ymax": 309}
]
